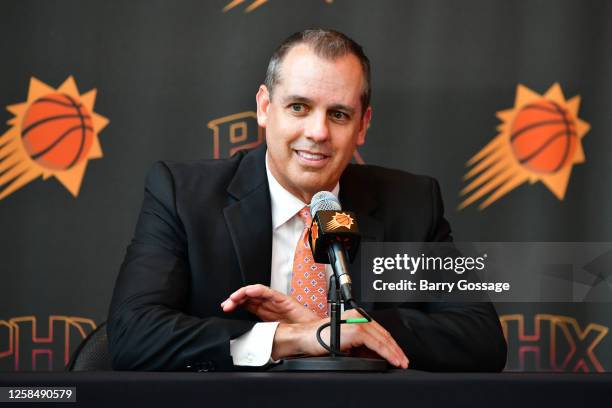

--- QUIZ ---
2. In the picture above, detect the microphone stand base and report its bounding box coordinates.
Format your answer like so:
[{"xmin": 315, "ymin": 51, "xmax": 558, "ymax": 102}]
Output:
[{"xmin": 268, "ymin": 356, "xmax": 388, "ymax": 372}]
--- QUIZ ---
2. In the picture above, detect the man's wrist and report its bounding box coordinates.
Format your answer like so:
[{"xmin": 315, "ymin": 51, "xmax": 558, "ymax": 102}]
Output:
[
  {"xmin": 271, "ymin": 323, "xmax": 298, "ymax": 360},
  {"xmin": 271, "ymin": 321, "xmax": 329, "ymax": 360}
]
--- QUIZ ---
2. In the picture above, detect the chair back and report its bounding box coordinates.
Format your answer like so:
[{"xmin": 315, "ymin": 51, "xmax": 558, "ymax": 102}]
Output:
[{"xmin": 66, "ymin": 321, "xmax": 112, "ymax": 371}]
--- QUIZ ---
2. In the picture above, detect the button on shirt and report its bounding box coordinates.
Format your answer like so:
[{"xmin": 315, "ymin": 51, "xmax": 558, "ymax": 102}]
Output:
[{"xmin": 229, "ymin": 151, "xmax": 338, "ymax": 366}]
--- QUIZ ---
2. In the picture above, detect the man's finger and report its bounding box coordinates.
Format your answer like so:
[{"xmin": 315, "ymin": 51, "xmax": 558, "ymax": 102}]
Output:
[
  {"xmin": 344, "ymin": 316, "xmax": 408, "ymax": 369},
  {"xmin": 367, "ymin": 326, "xmax": 407, "ymax": 368},
  {"xmin": 244, "ymin": 284, "xmax": 283, "ymax": 302},
  {"xmin": 341, "ymin": 309, "xmax": 408, "ymax": 367},
  {"xmin": 222, "ymin": 285, "xmax": 267, "ymax": 311},
  {"xmin": 221, "ymin": 298, "xmax": 240, "ymax": 311},
  {"xmin": 223, "ymin": 294, "xmax": 266, "ymax": 310},
  {"xmin": 228, "ymin": 286, "xmax": 250, "ymax": 301},
  {"xmin": 221, "ymin": 294, "xmax": 255, "ymax": 312},
  {"xmin": 358, "ymin": 327, "xmax": 405, "ymax": 368},
  {"xmin": 364, "ymin": 321, "xmax": 406, "ymax": 365}
]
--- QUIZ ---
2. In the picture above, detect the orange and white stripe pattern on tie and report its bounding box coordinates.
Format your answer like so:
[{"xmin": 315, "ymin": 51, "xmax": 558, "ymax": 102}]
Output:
[{"xmin": 290, "ymin": 206, "xmax": 328, "ymax": 318}]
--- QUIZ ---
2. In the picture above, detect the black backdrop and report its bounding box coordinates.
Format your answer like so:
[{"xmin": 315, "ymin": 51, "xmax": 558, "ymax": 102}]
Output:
[{"xmin": 1, "ymin": 0, "xmax": 611, "ymax": 372}]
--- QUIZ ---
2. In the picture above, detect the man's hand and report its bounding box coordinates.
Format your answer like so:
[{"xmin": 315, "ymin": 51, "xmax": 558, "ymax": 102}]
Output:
[
  {"xmin": 272, "ymin": 309, "xmax": 410, "ymax": 369},
  {"xmin": 222, "ymin": 285, "xmax": 409, "ymax": 368},
  {"xmin": 220, "ymin": 284, "xmax": 319, "ymax": 324}
]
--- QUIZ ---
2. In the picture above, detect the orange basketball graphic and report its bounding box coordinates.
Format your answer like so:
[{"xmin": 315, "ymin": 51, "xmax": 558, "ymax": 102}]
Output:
[
  {"xmin": 459, "ymin": 83, "xmax": 590, "ymax": 210},
  {"xmin": 21, "ymin": 93, "xmax": 94, "ymax": 171},
  {"xmin": 510, "ymin": 99, "xmax": 577, "ymax": 173},
  {"xmin": 326, "ymin": 212, "xmax": 355, "ymax": 230},
  {"xmin": 0, "ymin": 76, "xmax": 108, "ymax": 200},
  {"xmin": 334, "ymin": 213, "xmax": 352, "ymax": 227}
]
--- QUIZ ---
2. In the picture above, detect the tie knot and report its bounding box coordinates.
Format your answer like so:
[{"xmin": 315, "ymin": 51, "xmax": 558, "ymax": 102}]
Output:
[{"xmin": 298, "ymin": 206, "xmax": 312, "ymax": 225}]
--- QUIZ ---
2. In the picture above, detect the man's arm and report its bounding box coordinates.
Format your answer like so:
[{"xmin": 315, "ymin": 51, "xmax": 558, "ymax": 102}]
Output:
[
  {"xmin": 222, "ymin": 284, "xmax": 409, "ymax": 368},
  {"xmin": 107, "ymin": 162, "xmax": 255, "ymax": 371},
  {"xmin": 219, "ymin": 177, "xmax": 505, "ymax": 371},
  {"xmin": 369, "ymin": 302, "xmax": 506, "ymax": 371},
  {"xmin": 369, "ymin": 178, "xmax": 507, "ymax": 371}
]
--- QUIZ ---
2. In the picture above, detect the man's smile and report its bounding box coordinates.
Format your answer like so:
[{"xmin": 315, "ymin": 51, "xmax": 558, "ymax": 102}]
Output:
[{"xmin": 294, "ymin": 149, "xmax": 331, "ymax": 167}]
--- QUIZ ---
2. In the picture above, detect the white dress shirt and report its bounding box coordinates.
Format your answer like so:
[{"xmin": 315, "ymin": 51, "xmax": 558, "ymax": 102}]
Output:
[{"xmin": 229, "ymin": 151, "xmax": 339, "ymax": 366}]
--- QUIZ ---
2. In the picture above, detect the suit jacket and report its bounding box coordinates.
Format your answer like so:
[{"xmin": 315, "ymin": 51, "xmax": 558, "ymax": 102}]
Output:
[{"xmin": 107, "ymin": 144, "xmax": 507, "ymax": 371}]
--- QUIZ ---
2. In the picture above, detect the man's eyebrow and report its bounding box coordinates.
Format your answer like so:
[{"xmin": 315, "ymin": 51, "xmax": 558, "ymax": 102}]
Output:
[{"xmin": 282, "ymin": 95, "xmax": 314, "ymax": 104}]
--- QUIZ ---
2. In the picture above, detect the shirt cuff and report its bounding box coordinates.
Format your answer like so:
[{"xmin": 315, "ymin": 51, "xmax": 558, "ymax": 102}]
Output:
[{"xmin": 230, "ymin": 322, "xmax": 280, "ymax": 366}]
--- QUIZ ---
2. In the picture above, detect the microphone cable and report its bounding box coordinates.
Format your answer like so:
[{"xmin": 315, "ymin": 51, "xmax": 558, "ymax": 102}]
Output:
[{"xmin": 315, "ymin": 300, "xmax": 373, "ymax": 355}]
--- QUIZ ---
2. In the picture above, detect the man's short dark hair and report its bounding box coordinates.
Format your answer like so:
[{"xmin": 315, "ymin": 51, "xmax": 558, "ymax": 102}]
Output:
[{"xmin": 264, "ymin": 28, "xmax": 371, "ymax": 115}]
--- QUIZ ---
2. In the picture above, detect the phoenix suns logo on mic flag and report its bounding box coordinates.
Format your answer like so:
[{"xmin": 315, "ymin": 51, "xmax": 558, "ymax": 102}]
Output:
[
  {"xmin": 326, "ymin": 212, "xmax": 355, "ymax": 231},
  {"xmin": 0, "ymin": 76, "xmax": 108, "ymax": 200},
  {"xmin": 459, "ymin": 83, "xmax": 590, "ymax": 210}
]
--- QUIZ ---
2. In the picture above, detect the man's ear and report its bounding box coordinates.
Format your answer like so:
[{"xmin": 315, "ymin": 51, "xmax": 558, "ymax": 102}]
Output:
[
  {"xmin": 357, "ymin": 105, "xmax": 372, "ymax": 146},
  {"xmin": 256, "ymin": 85, "xmax": 270, "ymax": 128}
]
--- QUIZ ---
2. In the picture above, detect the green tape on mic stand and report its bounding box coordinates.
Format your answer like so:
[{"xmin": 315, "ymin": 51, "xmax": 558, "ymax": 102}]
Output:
[{"xmin": 346, "ymin": 318, "xmax": 368, "ymax": 324}]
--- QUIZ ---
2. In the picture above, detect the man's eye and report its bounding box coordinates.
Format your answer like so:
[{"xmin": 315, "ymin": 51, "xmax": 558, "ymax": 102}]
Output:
[
  {"xmin": 331, "ymin": 111, "xmax": 347, "ymax": 120},
  {"xmin": 290, "ymin": 104, "xmax": 305, "ymax": 113}
]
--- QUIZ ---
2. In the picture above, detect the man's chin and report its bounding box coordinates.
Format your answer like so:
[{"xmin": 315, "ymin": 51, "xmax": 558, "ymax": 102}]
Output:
[{"xmin": 295, "ymin": 177, "xmax": 337, "ymax": 198}]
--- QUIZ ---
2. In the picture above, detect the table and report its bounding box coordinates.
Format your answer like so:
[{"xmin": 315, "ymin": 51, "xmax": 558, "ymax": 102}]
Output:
[{"xmin": 1, "ymin": 371, "xmax": 610, "ymax": 407}]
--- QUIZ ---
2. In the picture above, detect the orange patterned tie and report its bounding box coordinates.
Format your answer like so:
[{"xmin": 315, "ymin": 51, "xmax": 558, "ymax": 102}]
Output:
[{"xmin": 290, "ymin": 206, "xmax": 329, "ymax": 318}]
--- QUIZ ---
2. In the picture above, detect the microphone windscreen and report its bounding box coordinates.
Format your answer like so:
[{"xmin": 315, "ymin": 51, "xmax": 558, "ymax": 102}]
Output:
[{"xmin": 310, "ymin": 191, "xmax": 341, "ymax": 216}]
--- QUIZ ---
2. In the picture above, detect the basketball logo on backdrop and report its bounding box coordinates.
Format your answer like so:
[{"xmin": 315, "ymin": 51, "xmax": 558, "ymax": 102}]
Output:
[
  {"xmin": 223, "ymin": 0, "xmax": 334, "ymax": 13},
  {"xmin": 0, "ymin": 76, "xmax": 109, "ymax": 200},
  {"xmin": 207, "ymin": 110, "xmax": 365, "ymax": 163},
  {"xmin": 459, "ymin": 83, "xmax": 590, "ymax": 210}
]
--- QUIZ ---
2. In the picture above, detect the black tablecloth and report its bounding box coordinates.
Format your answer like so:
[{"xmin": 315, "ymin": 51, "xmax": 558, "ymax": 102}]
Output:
[{"xmin": 1, "ymin": 371, "xmax": 610, "ymax": 407}]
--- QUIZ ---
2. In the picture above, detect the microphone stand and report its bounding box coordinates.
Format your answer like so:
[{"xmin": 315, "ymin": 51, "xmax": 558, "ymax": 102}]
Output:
[
  {"xmin": 269, "ymin": 257, "xmax": 388, "ymax": 371},
  {"xmin": 328, "ymin": 276, "xmax": 342, "ymax": 357}
]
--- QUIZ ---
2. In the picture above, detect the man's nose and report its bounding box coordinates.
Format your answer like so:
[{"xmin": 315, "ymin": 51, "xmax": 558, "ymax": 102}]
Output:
[{"xmin": 304, "ymin": 111, "xmax": 329, "ymax": 142}]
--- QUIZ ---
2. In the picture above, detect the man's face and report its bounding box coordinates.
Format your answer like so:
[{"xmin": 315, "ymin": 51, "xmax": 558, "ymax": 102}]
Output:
[{"xmin": 256, "ymin": 44, "xmax": 372, "ymax": 203}]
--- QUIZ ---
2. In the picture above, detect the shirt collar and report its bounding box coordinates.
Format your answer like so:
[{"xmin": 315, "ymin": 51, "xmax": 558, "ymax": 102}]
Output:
[{"xmin": 265, "ymin": 150, "xmax": 340, "ymax": 230}]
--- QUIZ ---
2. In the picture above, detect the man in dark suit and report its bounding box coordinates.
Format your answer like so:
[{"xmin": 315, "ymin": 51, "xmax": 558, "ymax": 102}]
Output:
[{"xmin": 108, "ymin": 29, "xmax": 507, "ymax": 371}]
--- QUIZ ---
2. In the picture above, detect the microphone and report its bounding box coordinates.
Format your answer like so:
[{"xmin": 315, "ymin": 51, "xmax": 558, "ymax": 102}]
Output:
[
  {"xmin": 269, "ymin": 193, "xmax": 385, "ymax": 372},
  {"xmin": 269, "ymin": 192, "xmax": 386, "ymax": 371},
  {"xmin": 308, "ymin": 191, "xmax": 360, "ymax": 303}
]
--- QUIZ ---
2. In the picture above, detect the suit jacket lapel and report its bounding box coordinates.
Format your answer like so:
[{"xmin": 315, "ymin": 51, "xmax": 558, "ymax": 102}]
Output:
[
  {"xmin": 223, "ymin": 145, "xmax": 273, "ymax": 287},
  {"xmin": 339, "ymin": 165, "xmax": 384, "ymax": 303},
  {"xmin": 222, "ymin": 154, "xmax": 383, "ymax": 293}
]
